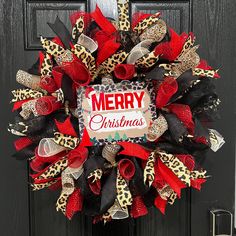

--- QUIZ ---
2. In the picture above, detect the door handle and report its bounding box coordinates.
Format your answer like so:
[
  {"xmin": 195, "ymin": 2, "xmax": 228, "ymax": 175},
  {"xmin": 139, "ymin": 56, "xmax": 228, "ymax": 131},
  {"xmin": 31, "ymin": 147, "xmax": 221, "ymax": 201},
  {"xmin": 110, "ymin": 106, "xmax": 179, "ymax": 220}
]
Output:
[{"xmin": 210, "ymin": 209, "xmax": 233, "ymax": 236}]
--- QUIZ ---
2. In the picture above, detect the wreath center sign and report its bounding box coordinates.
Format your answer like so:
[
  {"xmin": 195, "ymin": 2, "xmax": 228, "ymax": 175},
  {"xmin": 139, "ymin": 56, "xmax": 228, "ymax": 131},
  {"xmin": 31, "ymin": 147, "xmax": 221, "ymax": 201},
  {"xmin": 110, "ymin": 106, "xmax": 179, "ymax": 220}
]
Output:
[
  {"xmin": 8, "ymin": 0, "xmax": 225, "ymax": 224},
  {"xmin": 78, "ymin": 81, "xmax": 156, "ymax": 143}
]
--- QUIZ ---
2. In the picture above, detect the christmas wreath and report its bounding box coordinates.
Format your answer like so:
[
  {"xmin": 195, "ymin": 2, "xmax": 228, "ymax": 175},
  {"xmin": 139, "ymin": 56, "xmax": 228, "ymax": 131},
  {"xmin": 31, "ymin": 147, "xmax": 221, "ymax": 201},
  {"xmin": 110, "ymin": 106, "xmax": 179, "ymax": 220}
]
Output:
[{"xmin": 9, "ymin": 0, "xmax": 225, "ymax": 223}]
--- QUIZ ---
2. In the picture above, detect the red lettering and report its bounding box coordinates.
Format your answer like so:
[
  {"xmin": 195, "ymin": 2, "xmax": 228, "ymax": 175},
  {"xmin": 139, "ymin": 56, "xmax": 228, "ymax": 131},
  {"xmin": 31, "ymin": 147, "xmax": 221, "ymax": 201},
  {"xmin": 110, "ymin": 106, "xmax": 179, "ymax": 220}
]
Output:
[
  {"xmin": 134, "ymin": 91, "xmax": 145, "ymax": 108},
  {"xmin": 91, "ymin": 93, "xmax": 105, "ymax": 111},
  {"xmin": 105, "ymin": 94, "xmax": 115, "ymax": 110},
  {"xmin": 115, "ymin": 93, "xmax": 124, "ymax": 109},
  {"xmin": 124, "ymin": 93, "xmax": 134, "ymax": 109}
]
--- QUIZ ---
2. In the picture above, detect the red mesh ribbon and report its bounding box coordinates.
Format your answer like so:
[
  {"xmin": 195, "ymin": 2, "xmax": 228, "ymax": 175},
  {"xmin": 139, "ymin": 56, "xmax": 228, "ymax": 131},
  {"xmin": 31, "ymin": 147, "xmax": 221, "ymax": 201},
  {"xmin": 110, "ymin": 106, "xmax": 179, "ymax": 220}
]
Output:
[
  {"xmin": 156, "ymin": 77, "xmax": 178, "ymax": 108},
  {"xmin": 157, "ymin": 159, "xmax": 186, "ymax": 198},
  {"xmin": 12, "ymin": 99, "xmax": 33, "ymax": 111},
  {"xmin": 90, "ymin": 5, "xmax": 116, "ymax": 35},
  {"xmin": 55, "ymin": 116, "xmax": 77, "ymax": 137},
  {"xmin": 131, "ymin": 12, "xmax": 152, "ymax": 30},
  {"xmin": 114, "ymin": 64, "xmax": 136, "ymax": 80},
  {"xmin": 167, "ymin": 104, "xmax": 195, "ymax": 134},
  {"xmin": 57, "ymin": 56, "xmax": 91, "ymax": 86},
  {"xmin": 130, "ymin": 196, "xmax": 148, "ymax": 218},
  {"xmin": 191, "ymin": 178, "xmax": 206, "ymax": 191},
  {"xmin": 66, "ymin": 188, "xmax": 83, "ymax": 220},
  {"xmin": 117, "ymin": 142, "xmax": 151, "ymax": 160},
  {"xmin": 154, "ymin": 28, "xmax": 188, "ymax": 61},
  {"xmin": 70, "ymin": 11, "xmax": 91, "ymax": 29},
  {"xmin": 14, "ymin": 137, "xmax": 33, "ymax": 151},
  {"xmin": 176, "ymin": 154, "xmax": 195, "ymax": 171},
  {"xmin": 118, "ymin": 159, "xmax": 135, "ymax": 181},
  {"xmin": 35, "ymin": 96, "xmax": 62, "ymax": 116},
  {"xmin": 40, "ymin": 76, "xmax": 58, "ymax": 93},
  {"xmin": 68, "ymin": 145, "xmax": 88, "ymax": 168},
  {"xmin": 154, "ymin": 195, "xmax": 167, "ymax": 214}
]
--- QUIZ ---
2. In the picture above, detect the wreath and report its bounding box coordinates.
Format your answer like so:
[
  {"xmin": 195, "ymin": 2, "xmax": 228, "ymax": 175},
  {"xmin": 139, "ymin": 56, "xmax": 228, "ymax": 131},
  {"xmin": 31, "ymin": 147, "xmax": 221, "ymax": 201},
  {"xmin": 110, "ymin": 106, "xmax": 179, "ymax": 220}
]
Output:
[{"xmin": 9, "ymin": 0, "xmax": 225, "ymax": 223}]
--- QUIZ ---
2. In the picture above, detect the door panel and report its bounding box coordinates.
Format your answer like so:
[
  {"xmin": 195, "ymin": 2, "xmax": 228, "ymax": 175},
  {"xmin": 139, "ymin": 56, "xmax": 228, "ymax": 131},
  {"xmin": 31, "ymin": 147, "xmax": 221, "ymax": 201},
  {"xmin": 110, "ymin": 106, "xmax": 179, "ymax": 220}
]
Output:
[{"xmin": 191, "ymin": 1, "xmax": 236, "ymax": 236}]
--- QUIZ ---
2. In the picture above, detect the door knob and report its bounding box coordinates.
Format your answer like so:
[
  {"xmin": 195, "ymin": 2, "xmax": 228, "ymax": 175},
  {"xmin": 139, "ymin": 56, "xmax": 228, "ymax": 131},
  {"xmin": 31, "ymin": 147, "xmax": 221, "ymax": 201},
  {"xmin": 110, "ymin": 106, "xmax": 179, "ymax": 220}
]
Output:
[{"xmin": 210, "ymin": 209, "xmax": 233, "ymax": 236}]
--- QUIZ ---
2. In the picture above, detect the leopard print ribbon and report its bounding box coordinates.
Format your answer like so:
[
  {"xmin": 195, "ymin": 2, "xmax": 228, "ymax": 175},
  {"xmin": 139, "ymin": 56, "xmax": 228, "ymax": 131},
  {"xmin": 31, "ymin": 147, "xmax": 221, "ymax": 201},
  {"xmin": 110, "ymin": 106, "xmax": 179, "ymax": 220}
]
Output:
[
  {"xmin": 117, "ymin": 0, "xmax": 130, "ymax": 31},
  {"xmin": 178, "ymin": 35, "xmax": 196, "ymax": 59},
  {"xmin": 87, "ymin": 169, "xmax": 103, "ymax": 183},
  {"xmin": 71, "ymin": 16, "xmax": 84, "ymax": 40},
  {"xmin": 41, "ymin": 36, "xmax": 65, "ymax": 57},
  {"xmin": 133, "ymin": 12, "xmax": 161, "ymax": 35},
  {"xmin": 158, "ymin": 152, "xmax": 191, "ymax": 187},
  {"xmin": 56, "ymin": 167, "xmax": 76, "ymax": 214},
  {"xmin": 143, "ymin": 151, "xmax": 156, "ymax": 187},
  {"xmin": 71, "ymin": 44, "xmax": 96, "ymax": 76},
  {"xmin": 36, "ymin": 157, "xmax": 68, "ymax": 180},
  {"xmin": 41, "ymin": 53, "xmax": 53, "ymax": 77},
  {"xmin": 135, "ymin": 51, "xmax": 159, "ymax": 69},
  {"xmin": 11, "ymin": 89, "xmax": 44, "ymax": 102},
  {"xmin": 99, "ymin": 50, "xmax": 128, "ymax": 74},
  {"xmin": 116, "ymin": 170, "xmax": 133, "ymax": 209},
  {"xmin": 192, "ymin": 68, "xmax": 219, "ymax": 78},
  {"xmin": 32, "ymin": 180, "xmax": 58, "ymax": 191},
  {"xmin": 53, "ymin": 132, "xmax": 79, "ymax": 149}
]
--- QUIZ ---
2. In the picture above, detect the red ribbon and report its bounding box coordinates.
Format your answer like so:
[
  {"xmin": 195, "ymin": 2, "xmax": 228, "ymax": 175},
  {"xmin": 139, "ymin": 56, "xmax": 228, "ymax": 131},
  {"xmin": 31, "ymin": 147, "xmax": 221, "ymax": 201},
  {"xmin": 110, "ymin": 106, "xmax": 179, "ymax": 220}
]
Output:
[
  {"xmin": 57, "ymin": 55, "xmax": 91, "ymax": 86},
  {"xmin": 156, "ymin": 77, "xmax": 178, "ymax": 108},
  {"xmin": 154, "ymin": 195, "xmax": 167, "ymax": 214},
  {"xmin": 66, "ymin": 188, "xmax": 83, "ymax": 220},
  {"xmin": 154, "ymin": 28, "xmax": 189, "ymax": 61},
  {"xmin": 90, "ymin": 5, "xmax": 116, "ymax": 35},
  {"xmin": 157, "ymin": 159, "xmax": 186, "ymax": 198},
  {"xmin": 12, "ymin": 98, "xmax": 33, "ymax": 111},
  {"xmin": 96, "ymin": 38, "xmax": 121, "ymax": 66},
  {"xmin": 130, "ymin": 196, "xmax": 148, "ymax": 218},
  {"xmin": 35, "ymin": 96, "xmax": 62, "ymax": 115},
  {"xmin": 30, "ymin": 149, "xmax": 67, "ymax": 173},
  {"xmin": 191, "ymin": 178, "xmax": 206, "ymax": 191},
  {"xmin": 117, "ymin": 142, "xmax": 151, "ymax": 160},
  {"xmin": 167, "ymin": 104, "xmax": 195, "ymax": 134},
  {"xmin": 40, "ymin": 76, "xmax": 58, "ymax": 93},
  {"xmin": 118, "ymin": 159, "xmax": 135, "ymax": 181},
  {"xmin": 55, "ymin": 116, "xmax": 78, "ymax": 137},
  {"xmin": 14, "ymin": 137, "xmax": 33, "ymax": 151},
  {"xmin": 114, "ymin": 64, "xmax": 136, "ymax": 80}
]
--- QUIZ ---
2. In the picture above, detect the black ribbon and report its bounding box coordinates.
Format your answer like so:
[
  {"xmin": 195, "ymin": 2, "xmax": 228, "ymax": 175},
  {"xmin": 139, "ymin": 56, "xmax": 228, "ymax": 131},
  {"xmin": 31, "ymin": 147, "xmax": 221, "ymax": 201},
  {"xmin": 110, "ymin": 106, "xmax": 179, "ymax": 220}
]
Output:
[
  {"xmin": 129, "ymin": 157, "xmax": 149, "ymax": 196},
  {"xmin": 163, "ymin": 112, "xmax": 188, "ymax": 143},
  {"xmin": 179, "ymin": 78, "xmax": 216, "ymax": 108},
  {"xmin": 100, "ymin": 168, "xmax": 117, "ymax": 214},
  {"xmin": 169, "ymin": 70, "xmax": 200, "ymax": 103},
  {"xmin": 48, "ymin": 16, "xmax": 71, "ymax": 49}
]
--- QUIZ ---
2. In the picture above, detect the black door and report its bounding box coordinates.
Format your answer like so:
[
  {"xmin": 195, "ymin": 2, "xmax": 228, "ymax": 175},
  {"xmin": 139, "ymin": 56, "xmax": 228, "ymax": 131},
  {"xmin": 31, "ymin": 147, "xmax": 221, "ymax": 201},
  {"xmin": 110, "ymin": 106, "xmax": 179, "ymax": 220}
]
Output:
[{"xmin": 1, "ymin": 0, "xmax": 236, "ymax": 236}]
